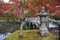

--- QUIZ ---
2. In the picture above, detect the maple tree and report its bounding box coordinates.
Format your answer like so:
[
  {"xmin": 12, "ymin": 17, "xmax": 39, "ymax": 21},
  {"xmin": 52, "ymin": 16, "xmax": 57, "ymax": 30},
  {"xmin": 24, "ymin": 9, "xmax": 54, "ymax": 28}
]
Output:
[
  {"xmin": 0, "ymin": 0, "xmax": 20, "ymax": 21},
  {"xmin": 0, "ymin": 0, "xmax": 60, "ymax": 38},
  {"xmin": 27, "ymin": 0, "xmax": 60, "ymax": 18},
  {"xmin": 0, "ymin": 0, "xmax": 60, "ymax": 19}
]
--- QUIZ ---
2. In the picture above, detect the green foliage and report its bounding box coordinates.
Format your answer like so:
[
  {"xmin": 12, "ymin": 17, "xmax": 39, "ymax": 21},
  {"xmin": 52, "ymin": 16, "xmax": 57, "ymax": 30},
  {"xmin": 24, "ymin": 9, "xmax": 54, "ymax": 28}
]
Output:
[
  {"xmin": 4, "ymin": 30, "xmax": 59, "ymax": 40},
  {"xmin": 25, "ymin": 11, "xmax": 35, "ymax": 17},
  {"xmin": 49, "ymin": 15, "xmax": 60, "ymax": 20},
  {"xmin": 30, "ymin": 0, "xmax": 38, "ymax": 6},
  {"xmin": 23, "ymin": 4, "xmax": 28, "ymax": 9},
  {"xmin": 9, "ymin": 7, "xmax": 14, "ymax": 13},
  {"xmin": 0, "ymin": 17, "xmax": 4, "ymax": 20}
]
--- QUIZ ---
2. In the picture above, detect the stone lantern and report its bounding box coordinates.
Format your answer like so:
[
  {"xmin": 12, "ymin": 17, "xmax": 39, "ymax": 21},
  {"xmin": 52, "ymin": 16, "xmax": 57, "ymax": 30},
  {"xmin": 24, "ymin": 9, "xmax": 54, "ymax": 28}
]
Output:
[{"xmin": 37, "ymin": 6, "xmax": 50, "ymax": 36}]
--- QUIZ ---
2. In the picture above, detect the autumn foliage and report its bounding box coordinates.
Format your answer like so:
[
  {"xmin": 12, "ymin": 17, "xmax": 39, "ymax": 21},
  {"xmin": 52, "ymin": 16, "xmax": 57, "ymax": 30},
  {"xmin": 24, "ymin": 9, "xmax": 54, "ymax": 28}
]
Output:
[{"xmin": 0, "ymin": 0, "xmax": 60, "ymax": 18}]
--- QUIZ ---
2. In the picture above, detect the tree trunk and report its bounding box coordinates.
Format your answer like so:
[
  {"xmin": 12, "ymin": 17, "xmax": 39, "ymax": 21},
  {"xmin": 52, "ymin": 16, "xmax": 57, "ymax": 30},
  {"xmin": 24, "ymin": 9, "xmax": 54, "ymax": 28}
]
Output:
[
  {"xmin": 19, "ymin": 18, "xmax": 25, "ymax": 37},
  {"xmin": 19, "ymin": 21, "xmax": 24, "ymax": 37}
]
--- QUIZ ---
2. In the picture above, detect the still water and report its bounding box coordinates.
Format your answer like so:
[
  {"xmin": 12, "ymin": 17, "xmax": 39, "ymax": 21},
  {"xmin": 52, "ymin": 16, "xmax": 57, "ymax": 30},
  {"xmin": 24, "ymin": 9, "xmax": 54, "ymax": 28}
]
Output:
[
  {"xmin": 0, "ymin": 33, "xmax": 11, "ymax": 40},
  {"xmin": 0, "ymin": 22, "xmax": 20, "ymax": 40}
]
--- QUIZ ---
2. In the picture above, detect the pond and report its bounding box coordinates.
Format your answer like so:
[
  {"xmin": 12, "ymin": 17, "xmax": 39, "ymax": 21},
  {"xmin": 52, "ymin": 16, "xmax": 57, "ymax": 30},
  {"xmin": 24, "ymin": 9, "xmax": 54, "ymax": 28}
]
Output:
[
  {"xmin": 0, "ymin": 22, "xmax": 34, "ymax": 40},
  {"xmin": 0, "ymin": 22, "xmax": 59, "ymax": 40},
  {"xmin": 0, "ymin": 33, "xmax": 11, "ymax": 40},
  {"xmin": 0, "ymin": 22, "xmax": 20, "ymax": 40},
  {"xmin": 48, "ymin": 22, "xmax": 59, "ymax": 34}
]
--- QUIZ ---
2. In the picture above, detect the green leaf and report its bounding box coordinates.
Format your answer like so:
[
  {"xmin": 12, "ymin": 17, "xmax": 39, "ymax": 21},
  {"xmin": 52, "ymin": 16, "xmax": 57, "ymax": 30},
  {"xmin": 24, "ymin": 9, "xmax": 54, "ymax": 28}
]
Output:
[
  {"xmin": 23, "ymin": 4, "xmax": 28, "ymax": 9},
  {"xmin": 25, "ymin": 11, "xmax": 35, "ymax": 17}
]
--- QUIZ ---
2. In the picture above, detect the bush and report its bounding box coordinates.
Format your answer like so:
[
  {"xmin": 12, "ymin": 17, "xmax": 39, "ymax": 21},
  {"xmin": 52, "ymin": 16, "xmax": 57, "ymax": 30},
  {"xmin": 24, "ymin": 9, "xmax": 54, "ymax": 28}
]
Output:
[{"xmin": 49, "ymin": 15, "xmax": 60, "ymax": 20}]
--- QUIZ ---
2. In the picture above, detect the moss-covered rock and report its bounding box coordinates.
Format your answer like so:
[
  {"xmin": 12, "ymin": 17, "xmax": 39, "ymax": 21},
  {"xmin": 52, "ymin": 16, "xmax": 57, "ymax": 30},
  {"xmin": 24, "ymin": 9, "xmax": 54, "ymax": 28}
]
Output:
[{"xmin": 4, "ymin": 30, "xmax": 59, "ymax": 40}]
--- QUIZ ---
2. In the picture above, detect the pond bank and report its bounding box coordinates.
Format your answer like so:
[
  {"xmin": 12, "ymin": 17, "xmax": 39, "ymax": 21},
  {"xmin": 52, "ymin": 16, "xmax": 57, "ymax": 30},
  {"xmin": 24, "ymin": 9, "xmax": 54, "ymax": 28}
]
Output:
[{"xmin": 4, "ymin": 30, "xmax": 59, "ymax": 40}]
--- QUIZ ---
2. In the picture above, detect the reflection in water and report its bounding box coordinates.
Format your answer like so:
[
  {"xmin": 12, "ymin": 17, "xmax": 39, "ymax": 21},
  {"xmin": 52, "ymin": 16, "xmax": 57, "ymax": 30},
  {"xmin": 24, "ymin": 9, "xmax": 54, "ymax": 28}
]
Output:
[
  {"xmin": 0, "ymin": 22, "xmax": 20, "ymax": 40},
  {"xmin": 48, "ymin": 22, "xmax": 59, "ymax": 34},
  {"xmin": 0, "ymin": 33, "xmax": 11, "ymax": 40},
  {"xmin": 0, "ymin": 22, "xmax": 20, "ymax": 33}
]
